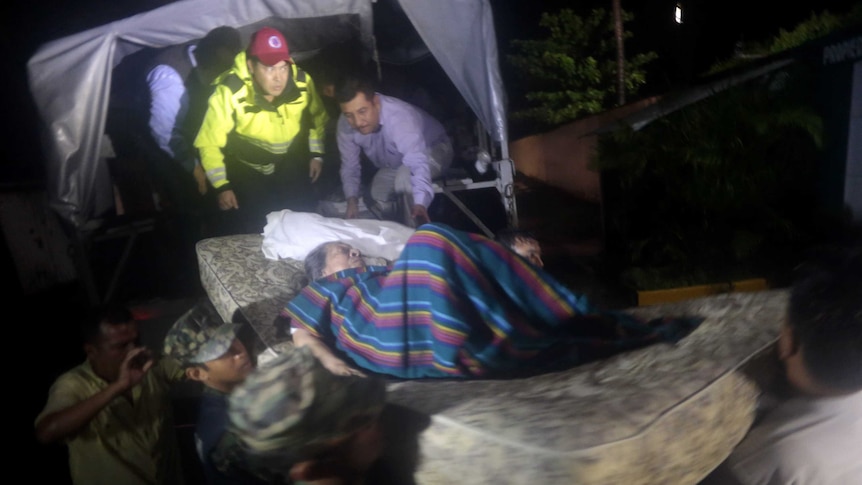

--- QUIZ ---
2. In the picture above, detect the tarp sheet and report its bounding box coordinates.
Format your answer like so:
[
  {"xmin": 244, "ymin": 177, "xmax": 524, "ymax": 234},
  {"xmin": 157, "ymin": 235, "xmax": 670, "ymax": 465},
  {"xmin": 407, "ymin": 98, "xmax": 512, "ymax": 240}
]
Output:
[{"xmin": 27, "ymin": 0, "xmax": 509, "ymax": 228}]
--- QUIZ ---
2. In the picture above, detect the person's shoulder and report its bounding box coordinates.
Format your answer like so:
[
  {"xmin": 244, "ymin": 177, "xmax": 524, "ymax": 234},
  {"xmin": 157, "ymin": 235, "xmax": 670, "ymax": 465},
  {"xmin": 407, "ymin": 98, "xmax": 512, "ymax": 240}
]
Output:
[
  {"xmin": 196, "ymin": 389, "xmax": 230, "ymax": 453},
  {"xmin": 37, "ymin": 361, "xmax": 101, "ymax": 422},
  {"xmin": 379, "ymin": 94, "xmax": 419, "ymax": 114},
  {"xmin": 209, "ymin": 428, "xmax": 275, "ymax": 484},
  {"xmin": 151, "ymin": 355, "xmax": 185, "ymax": 383},
  {"xmin": 336, "ymin": 114, "xmax": 355, "ymax": 136},
  {"xmin": 210, "ymin": 68, "xmax": 250, "ymax": 101},
  {"xmin": 50, "ymin": 361, "xmax": 96, "ymax": 387},
  {"xmin": 294, "ymin": 64, "xmax": 310, "ymax": 85},
  {"xmin": 223, "ymin": 74, "xmax": 248, "ymax": 94},
  {"xmin": 730, "ymin": 443, "xmax": 856, "ymax": 485},
  {"xmin": 147, "ymin": 64, "xmax": 183, "ymax": 83},
  {"xmin": 379, "ymin": 95, "xmax": 422, "ymax": 129},
  {"xmin": 725, "ymin": 394, "xmax": 862, "ymax": 484},
  {"xmin": 305, "ymin": 267, "xmax": 383, "ymax": 292}
]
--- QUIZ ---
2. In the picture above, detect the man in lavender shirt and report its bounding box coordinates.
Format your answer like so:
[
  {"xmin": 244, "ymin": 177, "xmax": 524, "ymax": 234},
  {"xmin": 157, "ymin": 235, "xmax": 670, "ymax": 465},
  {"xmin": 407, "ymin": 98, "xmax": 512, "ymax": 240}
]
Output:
[{"xmin": 335, "ymin": 76, "xmax": 453, "ymax": 225}]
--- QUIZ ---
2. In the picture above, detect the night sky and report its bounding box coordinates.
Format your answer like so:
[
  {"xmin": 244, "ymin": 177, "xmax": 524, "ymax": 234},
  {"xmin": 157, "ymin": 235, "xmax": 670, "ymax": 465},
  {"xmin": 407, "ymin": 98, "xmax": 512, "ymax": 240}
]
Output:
[{"xmin": 2, "ymin": 0, "xmax": 859, "ymax": 186}]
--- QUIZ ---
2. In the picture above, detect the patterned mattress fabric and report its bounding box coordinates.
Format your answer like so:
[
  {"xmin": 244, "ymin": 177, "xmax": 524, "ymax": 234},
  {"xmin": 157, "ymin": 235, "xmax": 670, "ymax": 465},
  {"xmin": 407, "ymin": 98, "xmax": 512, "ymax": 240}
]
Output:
[
  {"xmin": 389, "ymin": 291, "xmax": 786, "ymax": 484},
  {"xmin": 196, "ymin": 234, "xmax": 388, "ymax": 351},
  {"xmin": 196, "ymin": 233, "xmax": 788, "ymax": 484}
]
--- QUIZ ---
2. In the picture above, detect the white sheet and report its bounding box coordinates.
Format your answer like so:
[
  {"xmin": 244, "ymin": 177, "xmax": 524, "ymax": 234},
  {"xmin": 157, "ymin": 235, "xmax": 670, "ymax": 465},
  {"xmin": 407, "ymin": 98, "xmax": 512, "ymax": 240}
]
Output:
[{"xmin": 261, "ymin": 210, "xmax": 415, "ymax": 261}]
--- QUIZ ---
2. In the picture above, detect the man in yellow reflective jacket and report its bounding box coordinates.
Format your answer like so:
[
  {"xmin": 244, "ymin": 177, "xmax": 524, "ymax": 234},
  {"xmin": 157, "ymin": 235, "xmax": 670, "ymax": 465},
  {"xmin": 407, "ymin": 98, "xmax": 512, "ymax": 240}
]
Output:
[{"xmin": 195, "ymin": 27, "xmax": 329, "ymax": 234}]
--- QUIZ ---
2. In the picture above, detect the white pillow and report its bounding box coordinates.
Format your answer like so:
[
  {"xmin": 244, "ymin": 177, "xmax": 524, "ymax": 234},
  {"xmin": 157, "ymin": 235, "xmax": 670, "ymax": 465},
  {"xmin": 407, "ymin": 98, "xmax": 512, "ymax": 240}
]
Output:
[{"xmin": 261, "ymin": 210, "xmax": 415, "ymax": 261}]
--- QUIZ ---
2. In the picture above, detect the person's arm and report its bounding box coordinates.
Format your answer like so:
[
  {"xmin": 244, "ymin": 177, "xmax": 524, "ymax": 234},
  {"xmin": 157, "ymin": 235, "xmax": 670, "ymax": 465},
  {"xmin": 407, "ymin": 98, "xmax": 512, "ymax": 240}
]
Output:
[
  {"xmin": 35, "ymin": 347, "xmax": 154, "ymax": 444},
  {"xmin": 304, "ymin": 73, "xmax": 329, "ymax": 184},
  {"xmin": 305, "ymin": 73, "xmax": 330, "ymax": 160},
  {"xmin": 147, "ymin": 65, "xmax": 197, "ymax": 174},
  {"xmin": 147, "ymin": 66, "xmax": 185, "ymax": 158},
  {"xmin": 195, "ymin": 83, "xmax": 236, "ymax": 189},
  {"xmin": 337, "ymin": 117, "xmax": 363, "ymax": 218},
  {"xmin": 292, "ymin": 328, "xmax": 365, "ymax": 377},
  {"xmin": 195, "ymin": 83, "xmax": 239, "ymax": 209},
  {"xmin": 156, "ymin": 353, "xmax": 187, "ymax": 383},
  {"xmin": 192, "ymin": 162, "xmax": 208, "ymax": 195},
  {"xmin": 390, "ymin": 114, "xmax": 434, "ymax": 209}
]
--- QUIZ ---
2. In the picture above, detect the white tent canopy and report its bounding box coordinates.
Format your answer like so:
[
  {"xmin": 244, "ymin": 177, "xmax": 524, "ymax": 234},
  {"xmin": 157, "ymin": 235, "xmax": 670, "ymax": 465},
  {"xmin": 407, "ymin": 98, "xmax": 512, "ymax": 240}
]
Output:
[{"xmin": 27, "ymin": 0, "xmax": 509, "ymax": 228}]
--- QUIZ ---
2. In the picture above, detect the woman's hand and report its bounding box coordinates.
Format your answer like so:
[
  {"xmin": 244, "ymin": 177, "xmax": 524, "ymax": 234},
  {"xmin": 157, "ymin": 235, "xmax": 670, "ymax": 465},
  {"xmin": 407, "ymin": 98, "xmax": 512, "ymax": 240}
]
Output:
[
  {"xmin": 293, "ymin": 328, "xmax": 366, "ymax": 377},
  {"xmin": 322, "ymin": 356, "xmax": 367, "ymax": 377}
]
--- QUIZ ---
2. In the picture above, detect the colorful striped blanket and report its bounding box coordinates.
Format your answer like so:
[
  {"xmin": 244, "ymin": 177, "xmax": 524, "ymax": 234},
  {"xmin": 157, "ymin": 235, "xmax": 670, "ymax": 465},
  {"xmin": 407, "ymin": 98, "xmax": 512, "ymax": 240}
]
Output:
[{"xmin": 283, "ymin": 223, "xmax": 701, "ymax": 379}]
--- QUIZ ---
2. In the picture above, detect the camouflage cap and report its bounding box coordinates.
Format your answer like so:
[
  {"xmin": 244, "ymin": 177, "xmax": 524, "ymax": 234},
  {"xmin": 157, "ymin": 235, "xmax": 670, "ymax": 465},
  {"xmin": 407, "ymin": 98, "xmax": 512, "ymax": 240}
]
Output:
[
  {"xmin": 227, "ymin": 347, "xmax": 386, "ymax": 462},
  {"xmin": 163, "ymin": 299, "xmax": 241, "ymax": 366}
]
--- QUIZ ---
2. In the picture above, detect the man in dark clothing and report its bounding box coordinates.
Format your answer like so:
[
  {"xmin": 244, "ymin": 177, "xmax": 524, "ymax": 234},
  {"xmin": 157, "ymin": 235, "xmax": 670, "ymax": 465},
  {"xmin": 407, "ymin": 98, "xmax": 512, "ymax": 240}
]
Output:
[
  {"xmin": 163, "ymin": 299, "xmax": 263, "ymax": 485},
  {"xmin": 145, "ymin": 26, "xmax": 242, "ymax": 206}
]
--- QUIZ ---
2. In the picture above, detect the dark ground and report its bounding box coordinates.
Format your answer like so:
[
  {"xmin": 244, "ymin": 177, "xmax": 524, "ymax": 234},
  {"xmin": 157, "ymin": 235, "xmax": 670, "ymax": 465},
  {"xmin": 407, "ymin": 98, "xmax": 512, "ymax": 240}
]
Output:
[{"xmin": 18, "ymin": 173, "xmax": 629, "ymax": 483}]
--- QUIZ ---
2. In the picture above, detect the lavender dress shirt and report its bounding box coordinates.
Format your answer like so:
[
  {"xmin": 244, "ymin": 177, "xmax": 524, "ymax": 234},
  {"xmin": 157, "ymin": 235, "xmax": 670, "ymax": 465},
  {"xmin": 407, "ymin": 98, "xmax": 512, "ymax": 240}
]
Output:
[{"xmin": 337, "ymin": 93, "xmax": 450, "ymax": 207}]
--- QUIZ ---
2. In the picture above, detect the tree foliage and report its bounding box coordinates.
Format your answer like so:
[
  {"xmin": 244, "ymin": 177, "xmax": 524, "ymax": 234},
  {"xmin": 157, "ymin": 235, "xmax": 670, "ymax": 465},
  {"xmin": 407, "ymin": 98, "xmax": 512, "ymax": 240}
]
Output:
[
  {"xmin": 507, "ymin": 8, "xmax": 656, "ymax": 131},
  {"xmin": 589, "ymin": 5, "xmax": 859, "ymax": 290},
  {"xmin": 595, "ymin": 67, "xmax": 830, "ymax": 290},
  {"xmin": 709, "ymin": 5, "xmax": 862, "ymax": 74}
]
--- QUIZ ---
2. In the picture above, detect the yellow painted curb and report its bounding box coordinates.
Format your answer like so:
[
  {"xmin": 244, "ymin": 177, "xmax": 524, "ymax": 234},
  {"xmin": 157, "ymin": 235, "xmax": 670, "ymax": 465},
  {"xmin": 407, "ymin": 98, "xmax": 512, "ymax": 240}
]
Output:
[{"xmin": 637, "ymin": 278, "xmax": 769, "ymax": 306}]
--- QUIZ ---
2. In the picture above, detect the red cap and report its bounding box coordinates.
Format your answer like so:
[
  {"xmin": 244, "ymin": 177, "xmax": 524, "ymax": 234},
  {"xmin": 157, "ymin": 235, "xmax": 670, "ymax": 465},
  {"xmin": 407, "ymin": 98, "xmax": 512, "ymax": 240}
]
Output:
[{"xmin": 247, "ymin": 27, "xmax": 292, "ymax": 66}]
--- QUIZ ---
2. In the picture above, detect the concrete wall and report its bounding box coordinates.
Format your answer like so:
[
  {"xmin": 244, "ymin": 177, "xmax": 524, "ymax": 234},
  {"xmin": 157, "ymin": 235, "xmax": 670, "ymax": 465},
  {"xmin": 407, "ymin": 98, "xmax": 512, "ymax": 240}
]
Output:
[{"xmin": 509, "ymin": 96, "xmax": 661, "ymax": 203}]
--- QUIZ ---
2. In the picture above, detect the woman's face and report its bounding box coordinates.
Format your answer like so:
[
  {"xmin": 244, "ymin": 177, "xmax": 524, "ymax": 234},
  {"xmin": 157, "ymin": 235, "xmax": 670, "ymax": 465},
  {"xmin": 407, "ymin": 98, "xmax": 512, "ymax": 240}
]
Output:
[{"xmin": 322, "ymin": 243, "xmax": 366, "ymax": 278}]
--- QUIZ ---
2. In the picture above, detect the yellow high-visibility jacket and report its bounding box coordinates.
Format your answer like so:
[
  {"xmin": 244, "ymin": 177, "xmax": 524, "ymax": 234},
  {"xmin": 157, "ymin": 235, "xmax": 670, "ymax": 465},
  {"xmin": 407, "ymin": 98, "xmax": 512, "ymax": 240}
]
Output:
[{"xmin": 195, "ymin": 51, "xmax": 328, "ymax": 191}]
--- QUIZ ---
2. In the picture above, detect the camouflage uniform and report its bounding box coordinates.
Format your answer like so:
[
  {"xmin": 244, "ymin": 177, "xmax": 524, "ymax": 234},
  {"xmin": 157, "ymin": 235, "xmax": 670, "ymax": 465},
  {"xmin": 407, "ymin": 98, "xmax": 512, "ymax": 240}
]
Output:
[
  {"xmin": 213, "ymin": 347, "xmax": 387, "ymax": 483},
  {"xmin": 163, "ymin": 298, "xmax": 263, "ymax": 485},
  {"xmin": 163, "ymin": 298, "xmax": 241, "ymax": 366}
]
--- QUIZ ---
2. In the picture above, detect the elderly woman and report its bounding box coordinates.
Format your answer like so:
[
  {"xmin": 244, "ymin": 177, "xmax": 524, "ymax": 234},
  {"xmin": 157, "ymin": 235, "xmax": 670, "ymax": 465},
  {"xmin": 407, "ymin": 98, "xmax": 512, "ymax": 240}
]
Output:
[{"xmin": 283, "ymin": 223, "xmax": 699, "ymax": 379}]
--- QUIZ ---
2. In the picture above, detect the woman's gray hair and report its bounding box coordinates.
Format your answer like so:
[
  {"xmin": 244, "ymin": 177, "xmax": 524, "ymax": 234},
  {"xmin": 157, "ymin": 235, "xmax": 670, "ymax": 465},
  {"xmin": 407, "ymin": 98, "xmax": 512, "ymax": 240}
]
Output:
[{"xmin": 304, "ymin": 242, "xmax": 334, "ymax": 282}]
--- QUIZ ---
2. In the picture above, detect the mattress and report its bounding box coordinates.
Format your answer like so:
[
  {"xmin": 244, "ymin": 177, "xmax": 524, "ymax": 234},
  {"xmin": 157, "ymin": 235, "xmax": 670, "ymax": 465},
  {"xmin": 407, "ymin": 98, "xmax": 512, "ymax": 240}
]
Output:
[
  {"xmin": 196, "ymin": 233, "xmax": 786, "ymax": 484},
  {"xmin": 197, "ymin": 233, "xmax": 386, "ymax": 353}
]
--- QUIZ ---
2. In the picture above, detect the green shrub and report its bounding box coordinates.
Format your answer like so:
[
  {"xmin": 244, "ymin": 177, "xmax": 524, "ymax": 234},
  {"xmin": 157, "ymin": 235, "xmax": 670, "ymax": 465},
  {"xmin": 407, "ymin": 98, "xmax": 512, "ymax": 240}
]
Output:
[{"xmin": 595, "ymin": 65, "xmax": 831, "ymax": 290}]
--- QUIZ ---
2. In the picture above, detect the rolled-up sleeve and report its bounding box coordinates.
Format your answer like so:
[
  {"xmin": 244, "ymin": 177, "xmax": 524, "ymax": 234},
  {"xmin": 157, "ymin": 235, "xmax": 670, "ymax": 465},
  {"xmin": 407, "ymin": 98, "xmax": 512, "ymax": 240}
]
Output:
[
  {"xmin": 338, "ymin": 116, "xmax": 363, "ymax": 200},
  {"xmin": 390, "ymin": 113, "xmax": 434, "ymax": 207}
]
